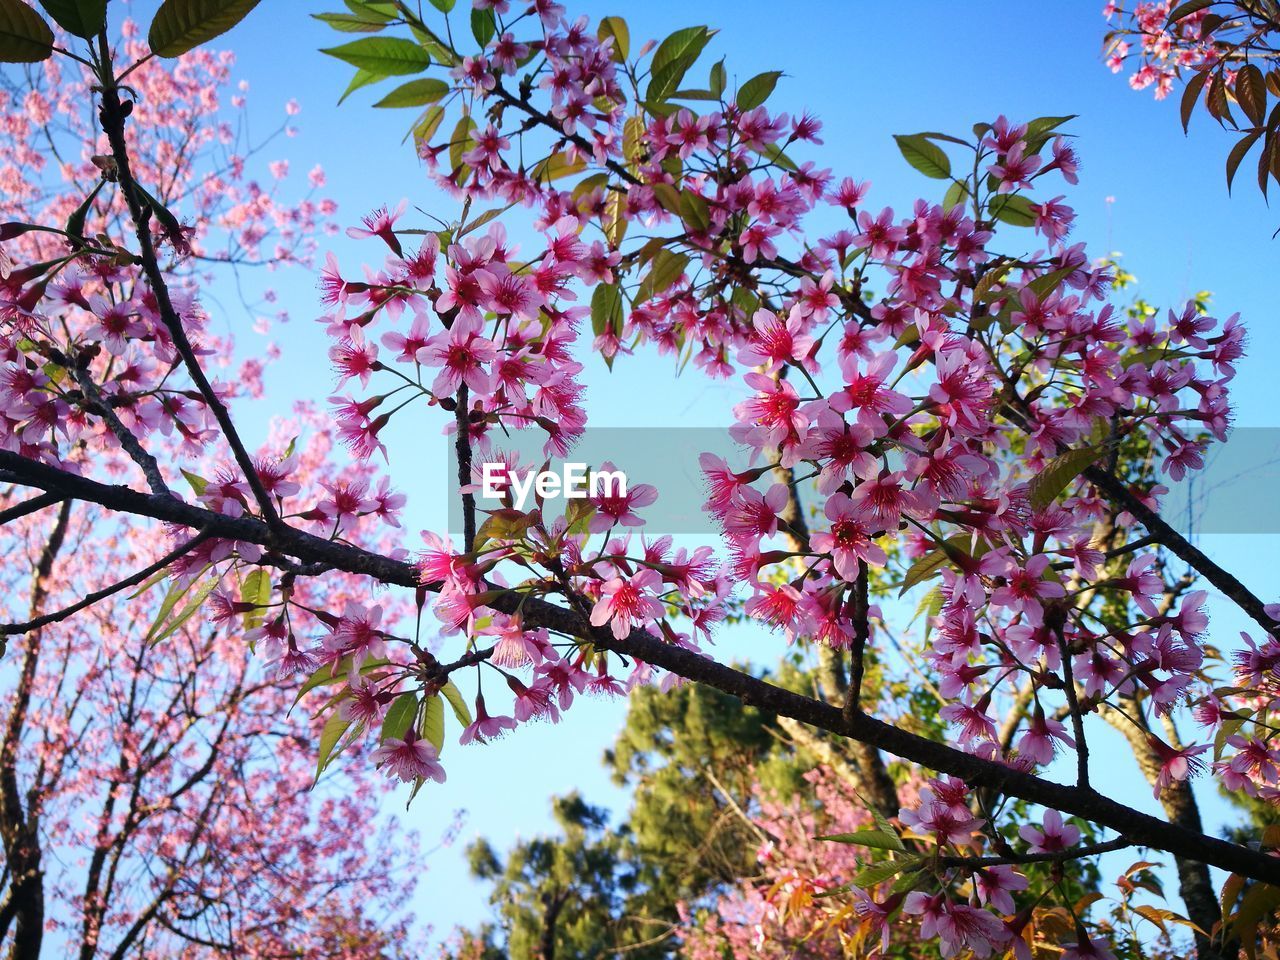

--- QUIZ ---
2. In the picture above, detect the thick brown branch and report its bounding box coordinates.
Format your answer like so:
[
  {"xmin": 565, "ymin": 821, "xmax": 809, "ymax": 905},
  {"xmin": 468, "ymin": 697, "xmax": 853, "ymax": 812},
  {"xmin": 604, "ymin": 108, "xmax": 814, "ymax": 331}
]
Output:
[
  {"xmin": 0, "ymin": 493, "xmax": 63, "ymax": 528},
  {"xmin": 0, "ymin": 453, "xmax": 1276, "ymax": 884}
]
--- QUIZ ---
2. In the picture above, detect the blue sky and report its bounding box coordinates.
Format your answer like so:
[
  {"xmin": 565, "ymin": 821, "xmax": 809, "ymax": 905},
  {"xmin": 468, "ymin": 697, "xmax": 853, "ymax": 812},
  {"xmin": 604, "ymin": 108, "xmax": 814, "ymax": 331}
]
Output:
[{"xmin": 109, "ymin": 0, "xmax": 1280, "ymax": 945}]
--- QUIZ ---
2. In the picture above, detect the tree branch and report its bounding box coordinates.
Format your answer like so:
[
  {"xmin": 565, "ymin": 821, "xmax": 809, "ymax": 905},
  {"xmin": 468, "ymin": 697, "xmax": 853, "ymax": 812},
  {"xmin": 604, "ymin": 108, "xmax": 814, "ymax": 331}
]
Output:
[
  {"xmin": 0, "ymin": 452, "xmax": 1276, "ymax": 884},
  {"xmin": 94, "ymin": 34, "xmax": 281, "ymax": 531}
]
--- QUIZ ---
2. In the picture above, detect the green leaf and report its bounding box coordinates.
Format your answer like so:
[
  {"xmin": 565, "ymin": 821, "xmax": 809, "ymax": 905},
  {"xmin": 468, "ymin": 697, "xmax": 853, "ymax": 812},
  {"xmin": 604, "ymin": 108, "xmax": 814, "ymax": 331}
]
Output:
[
  {"xmin": 817, "ymin": 830, "xmax": 905, "ymax": 852},
  {"xmin": 373, "ymin": 76, "xmax": 448, "ymax": 107},
  {"xmin": 736, "ymin": 70, "xmax": 781, "ymax": 111},
  {"xmin": 988, "ymin": 193, "xmax": 1037, "ymax": 227},
  {"xmin": 1025, "ymin": 114, "xmax": 1076, "ymax": 140},
  {"xmin": 148, "ymin": 0, "xmax": 260, "ymax": 57},
  {"xmin": 337, "ymin": 68, "xmax": 382, "ymax": 104},
  {"xmin": 853, "ymin": 856, "xmax": 918, "ymax": 887},
  {"xmin": 532, "ymin": 150, "xmax": 587, "ymax": 182},
  {"xmin": 143, "ymin": 566, "xmax": 210, "ymax": 643},
  {"xmin": 679, "ymin": 189, "xmax": 711, "ymax": 232},
  {"xmin": 898, "ymin": 538, "xmax": 971, "ymax": 596},
  {"xmin": 36, "ymin": 0, "xmax": 105, "ymax": 38},
  {"xmin": 470, "ymin": 6, "xmax": 494, "ymax": 47},
  {"xmin": 671, "ymin": 88, "xmax": 717, "ymax": 101},
  {"xmin": 1025, "ymin": 265, "xmax": 1074, "ymax": 299},
  {"xmin": 411, "ymin": 21, "xmax": 455, "ymax": 66},
  {"xmin": 755, "ymin": 139, "xmax": 798, "ymax": 171},
  {"xmin": 239, "ymin": 568, "xmax": 271, "ymax": 629},
  {"xmin": 426, "ymin": 0, "xmax": 455, "ymax": 10},
  {"xmin": 1214, "ymin": 710, "xmax": 1248, "ymax": 761},
  {"xmin": 590, "ymin": 281, "xmax": 623, "ymax": 338},
  {"xmin": 1028, "ymin": 445, "xmax": 1104, "ymax": 510},
  {"xmin": 597, "ymin": 15, "xmax": 628, "ymax": 61},
  {"xmin": 420, "ymin": 693, "xmax": 445, "ymax": 751},
  {"xmin": 645, "ymin": 25, "xmax": 711, "ymax": 102},
  {"xmin": 315, "ymin": 710, "xmax": 356, "ymax": 778},
  {"xmin": 893, "ymin": 133, "xmax": 951, "ymax": 179},
  {"xmin": 410, "ymin": 103, "xmax": 446, "ymax": 145},
  {"xmin": 637, "ymin": 248, "xmax": 689, "ymax": 302},
  {"xmin": 441, "ymin": 680, "xmax": 473, "ymax": 728},
  {"xmin": 911, "ymin": 584, "xmax": 945, "ymax": 637},
  {"xmin": 380, "ymin": 691, "xmax": 418, "ymax": 742},
  {"xmin": 321, "ymin": 36, "xmax": 430, "ymax": 75},
  {"xmin": 293, "ymin": 656, "xmax": 391, "ymax": 709},
  {"xmin": 708, "ymin": 58, "xmax": 725, "ymax": 97},
  {"xmin": 179, "ymin": 468, "xmax": 208, "ymax": 495},
  {"xmin": 345, "ymin": 0, "xmax": 395, "ymax": 19},
  {"xmin": 474, "ymin": 508, "xmax": 537, "ymax": 548},
  {"xmin": 565, "ymin": 495, "xmax": 595, "ymax": 535},
  {"xmin": 651, "ymin": 24, "xmax": 708, "ymax": 73},
  {"xmin": 942, "ymin": 180, "xmax": 969, "ymax": 211},
  {"xmin": 312, "ymin": 11, "xmax": 385, "ymax": 33},
  {"xmin": 149, "ymin": 573, "xmax": 220, "ymax": 646},
  {"xmin": 0, "ymin": 0, "xmax": 52, "ymax": 62},
  {"xmin": 448, "ymin": 113, "xmax": 476, "ymax": 170},
  {"xmin": 1229, "ymin": 880, "xmax": 1280, "ymax": 960}
]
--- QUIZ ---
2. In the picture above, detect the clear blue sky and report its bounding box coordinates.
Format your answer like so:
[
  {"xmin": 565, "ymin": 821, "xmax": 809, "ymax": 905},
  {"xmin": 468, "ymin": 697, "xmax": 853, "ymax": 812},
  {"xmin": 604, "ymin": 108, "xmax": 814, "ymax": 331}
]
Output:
[{"xmin": 119, "ymin": 0, "xmax": 1280, "ymax": 945}]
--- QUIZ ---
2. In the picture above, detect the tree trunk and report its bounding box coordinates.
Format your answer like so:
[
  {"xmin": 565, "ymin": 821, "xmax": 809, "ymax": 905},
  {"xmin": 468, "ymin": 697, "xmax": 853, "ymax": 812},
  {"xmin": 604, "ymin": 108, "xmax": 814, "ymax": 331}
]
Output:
[
  {"xmin": 0, "ymin": 499, "xmax": 71, "ymax": 960},
  {"xmin": 1098, "ymin": 700, "xmax": 1235, "ymax": 959}
]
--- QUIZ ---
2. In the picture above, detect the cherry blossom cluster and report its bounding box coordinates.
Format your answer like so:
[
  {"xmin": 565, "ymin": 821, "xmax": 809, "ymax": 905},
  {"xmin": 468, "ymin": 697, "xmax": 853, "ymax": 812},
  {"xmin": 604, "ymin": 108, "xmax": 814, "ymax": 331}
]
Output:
[
  {"xmin": 299, "ymin": 0, "xmax": 1277, "ymax": 901},
  {"xmin": 4, "ymin": 2, "xmax": 1277, "ymax": 955},
  {"xmin": 1102, "ymin": 0, "xmax": 1223, "ymax": 98},
  {"xmin": 1, "ymin": 21, "xmax": 335, "ymax": 472}
]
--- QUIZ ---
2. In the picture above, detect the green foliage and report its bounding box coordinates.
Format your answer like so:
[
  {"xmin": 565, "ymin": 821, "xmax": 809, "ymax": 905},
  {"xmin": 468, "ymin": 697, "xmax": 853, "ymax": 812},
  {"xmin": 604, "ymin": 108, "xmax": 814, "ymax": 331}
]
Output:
[
  {"xmin": 36, "ymin": 0, "xmax": 106, "ymax": 38},
  {"xmin": 0, "ymin": 0, "xmax": 53, "ymax": 63},
  {"xmin": 320, "ymin": 36, "xmax": 431, "ymax": 74},
  {"xmin": 894, "ymin": 133, "xmax": 952, "ymax": 180},
  {"xmin": 735, "ymin": 70, "xmax": 781, "ymax": 110},
  {"xmin": 646, "ymin": 25, "xmax": 713, "ymax": 102},
  {"xmin": 444, "ymin": 677, "xmax": 799, "ymax": 959},
  {"xmin": 147, "ymin": 0, "xmax": 261, "ymax": 57}
]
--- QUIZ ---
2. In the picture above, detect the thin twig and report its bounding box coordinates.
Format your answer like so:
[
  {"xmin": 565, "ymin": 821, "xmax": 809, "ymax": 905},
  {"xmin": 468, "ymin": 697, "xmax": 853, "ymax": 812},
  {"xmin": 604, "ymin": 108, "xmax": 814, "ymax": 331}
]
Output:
[
  {"xmin": 0, "ymin": 528, "xmax": 211, "ymax": 636},
  {"xmin": 70, "ymin": 361, "xmax": 170, "ymax": 496}
]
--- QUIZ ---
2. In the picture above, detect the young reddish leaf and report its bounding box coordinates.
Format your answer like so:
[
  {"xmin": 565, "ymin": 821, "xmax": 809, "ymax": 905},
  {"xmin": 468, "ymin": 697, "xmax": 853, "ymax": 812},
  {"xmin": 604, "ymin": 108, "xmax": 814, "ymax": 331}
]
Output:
[
  {"xmin": 1181, "ymin": 68, "xmax": 1209, "ymax": 132},
  {"xmin": 1235, "ymin": 63, "xmax": 1267, "ymax": 126},
  {"xmin": 1226, "ymin": 129, "xmax": 1262, "ymax": 193},
  {"xmin": 1167, "ymin": 0, "xmax": 1216, "ymax": 21}
]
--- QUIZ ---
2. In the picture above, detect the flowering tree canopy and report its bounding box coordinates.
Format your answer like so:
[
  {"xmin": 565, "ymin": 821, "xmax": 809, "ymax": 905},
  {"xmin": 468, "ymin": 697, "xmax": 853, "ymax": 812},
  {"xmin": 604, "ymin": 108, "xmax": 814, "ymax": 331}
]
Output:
[
  {"xmin": 1, "ymin": 0, "xmax": 1279, "ymax": 957},
  {"xmin": 1105, "ymin": 1, "xmax": 1280, "ymax": 205}
]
